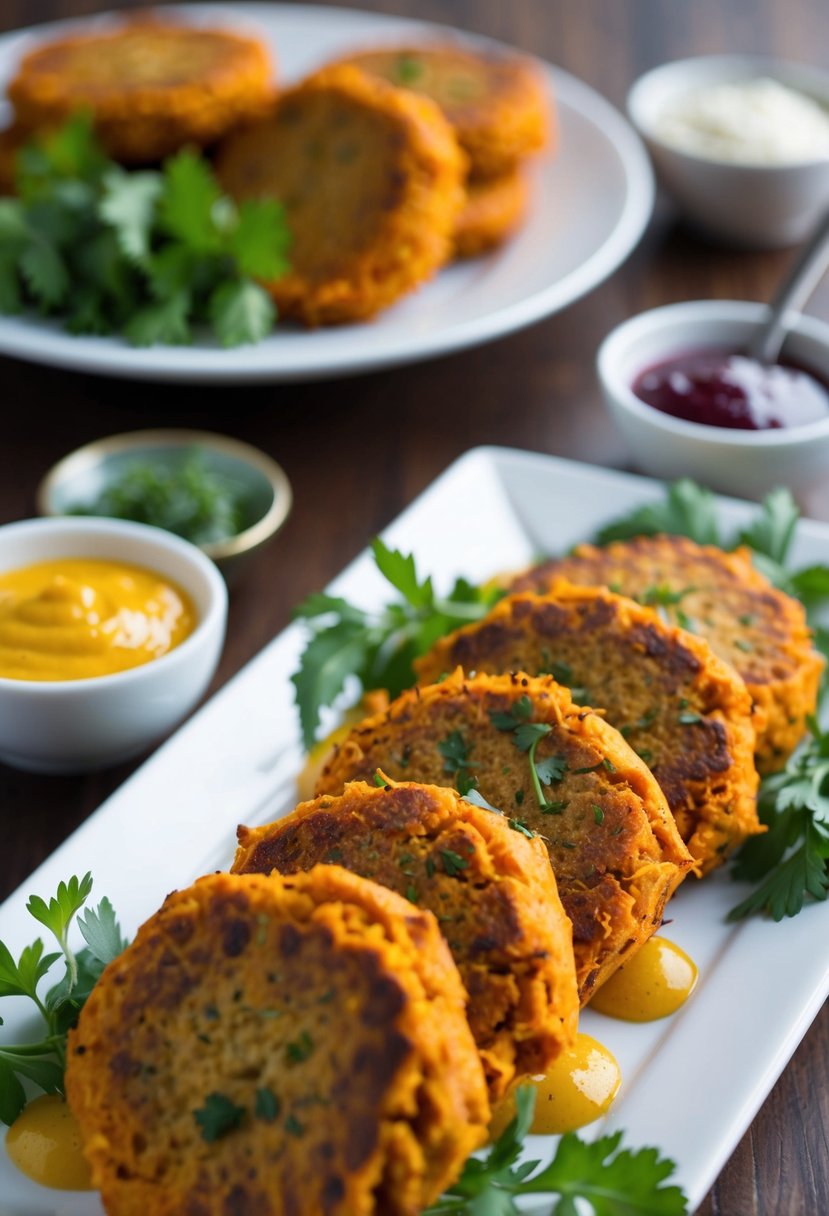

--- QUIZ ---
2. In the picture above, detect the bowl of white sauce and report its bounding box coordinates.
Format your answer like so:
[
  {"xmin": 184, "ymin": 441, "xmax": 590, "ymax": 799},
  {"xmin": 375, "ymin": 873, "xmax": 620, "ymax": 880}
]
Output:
[{"xmin": 628, "ymin": 55, "xmax": 829, "ymax": 247}]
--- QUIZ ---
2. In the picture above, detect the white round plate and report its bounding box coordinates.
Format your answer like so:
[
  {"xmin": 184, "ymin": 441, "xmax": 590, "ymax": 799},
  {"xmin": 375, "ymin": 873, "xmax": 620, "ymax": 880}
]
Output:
[{"xmin": 0, "ymin": 3, "xmax": 655, "ymax": 383}]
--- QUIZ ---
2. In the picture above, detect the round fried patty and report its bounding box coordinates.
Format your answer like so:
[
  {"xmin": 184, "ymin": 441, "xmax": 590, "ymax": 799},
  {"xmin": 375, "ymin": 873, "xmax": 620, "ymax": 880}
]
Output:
[
  {"xmin": 332, "ymin": 44, "xmax": 551, "ymax": 177},
  {"xmin": 510, "ymin": 535, "xmax": 824, "ymax": 773},
  {"xmin": 416, "ymin": 586, "xmax": 761, "ymax": 874},
  {"xmin": 65, "ymin": 868, "xmax": 489, "ymax": 1216},
  {"xmin": 216, "ymin": 65, "xmax": 465, "ymax": 325},
  {"xmin": 314, "ymin": 671, "xmax": 693, "ymax": 1002},
  {"xmin": 8, "ymin": 20, "xmax": 274, "ymax": 162},
  {"xmin": 233, "ymin": 779, "xmax": 579, "ymax": 1101},
  {"xmin": 453, "ymin": 166, "xmax": 529, "ymax": 257}
]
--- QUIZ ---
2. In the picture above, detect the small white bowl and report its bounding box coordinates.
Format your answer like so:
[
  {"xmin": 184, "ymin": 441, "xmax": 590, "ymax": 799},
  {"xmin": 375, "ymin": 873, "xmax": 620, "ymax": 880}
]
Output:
[
  {"xmin": 0, "ymin": 517, "xmax": 227, "ymax": 774},
  {"xmin": 628, "ymin": 55, "xmax": 829, "ymax": 247},
  {"xmin": 598, "ymin": 299, "xmax": 829, "ymax": 500}
]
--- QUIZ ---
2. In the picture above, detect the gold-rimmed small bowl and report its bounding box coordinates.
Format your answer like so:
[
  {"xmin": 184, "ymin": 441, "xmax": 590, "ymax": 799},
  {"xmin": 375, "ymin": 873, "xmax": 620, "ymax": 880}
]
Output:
[{"xmin": 37, "ymin": 429, "xmax": 293, "ymax": 582}]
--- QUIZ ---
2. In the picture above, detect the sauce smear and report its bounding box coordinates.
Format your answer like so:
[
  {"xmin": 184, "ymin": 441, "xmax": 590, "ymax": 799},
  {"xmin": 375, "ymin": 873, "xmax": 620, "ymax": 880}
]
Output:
[
  {"xmin": 633, "ymin": 349, "xmax": 829, "ymax": 430},
  {"xmin": 589, "ymin": 936, "xmax": 698, "ymax": 1022},
  {"xmin": 489, "ymin": 1034, "xmax": 621, "ymax": 1137},
  {"xmin": 6, "ymin": 1094, "xmax": 93, "ymax": 1190}
]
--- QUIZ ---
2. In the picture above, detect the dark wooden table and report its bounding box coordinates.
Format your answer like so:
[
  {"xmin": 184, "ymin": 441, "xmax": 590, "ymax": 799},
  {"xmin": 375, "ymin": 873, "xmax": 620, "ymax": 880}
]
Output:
[{"xmin": 2, "ymin": 1, "xmax": 828, "ymax": 1212}]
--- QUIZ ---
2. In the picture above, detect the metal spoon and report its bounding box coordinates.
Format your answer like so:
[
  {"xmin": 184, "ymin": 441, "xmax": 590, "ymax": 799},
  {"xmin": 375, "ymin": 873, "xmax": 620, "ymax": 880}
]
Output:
[{"xmin": 748, "ymin": 206, "xmax": 829, "ymax": 364}]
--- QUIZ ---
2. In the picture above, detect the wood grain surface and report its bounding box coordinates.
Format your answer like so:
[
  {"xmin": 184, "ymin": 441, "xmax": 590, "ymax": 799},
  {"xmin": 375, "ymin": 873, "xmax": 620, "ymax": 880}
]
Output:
[{"xmin": 1, "ymin": 2, "xmax": 828, "ymax": 1213}]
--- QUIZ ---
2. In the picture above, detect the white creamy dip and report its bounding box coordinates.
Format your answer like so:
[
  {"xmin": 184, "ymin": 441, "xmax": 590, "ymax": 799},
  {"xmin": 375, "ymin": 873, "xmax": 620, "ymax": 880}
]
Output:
[{"xmin": 654, "ymin": 77, "xmax": 829, "ymax": 164}]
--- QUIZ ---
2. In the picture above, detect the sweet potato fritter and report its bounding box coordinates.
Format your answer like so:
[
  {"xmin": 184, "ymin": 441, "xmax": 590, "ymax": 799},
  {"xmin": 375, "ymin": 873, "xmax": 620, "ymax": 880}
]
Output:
[
  {"xmin": 233, "ymin": 779, "xmax": 579, "ymax": 1101},
  {"xmin": 511, "ymin": 536, "xmax": 824, "ymax": 774},
  {"xmin": 216, "ymin": 65, "xmax": 466, "ymax": 326},
  {"xmin": 314, "ymin": 671, "xmax": 693, "ymax": 1003},
  {"xmin": 333, "ymin": 45, "xmax": 551, "ymax": 178},
  {"xmin": 65, "ymin": 868, "xmax": 488, "ymax": 1216},
  {"xmin": 453, "ymin": 166, "xmax": 529, "ymax": 257},
  {"xmin": 7, "ymin": 20, "xmax": 274, "ymax": 163},
  {"xmin": 416, "ymin": 586, "xmax": 761, "ymax": 874}
]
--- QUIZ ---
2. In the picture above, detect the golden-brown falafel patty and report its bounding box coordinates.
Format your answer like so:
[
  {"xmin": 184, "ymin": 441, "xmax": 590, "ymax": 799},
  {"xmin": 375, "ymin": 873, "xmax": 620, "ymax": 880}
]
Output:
[
  {"xmin": 314, "ymin": 671, "xmax": 693, "ymax": 1003},
  {"xmin": 233, "ymin": 779, "xmax": 579, "ymax": 1101},
  {"xmin": 453, "ymin": 166, "xmax": 530, "ymax": 257},
  {"xmin": 65, "ymin": 868, "xmax": 489, "ymax": 1216},
  {"xmin": 216, "ymin": 64, "xmax": 466, "ymax": 326},
  {"xmin": 511, "ymin": 535, "xmax": 824, "ymax": 773},
  {"xmin": 8, "ymin": 20, "xmax": 274, "ymax": 163},
  {"xmin": 416, "ymin": 586, "xmax": 761, "ymax": 874},
  {"xmin": 332, "ymin": 44, "xmax": 551, "ymax": 177}
]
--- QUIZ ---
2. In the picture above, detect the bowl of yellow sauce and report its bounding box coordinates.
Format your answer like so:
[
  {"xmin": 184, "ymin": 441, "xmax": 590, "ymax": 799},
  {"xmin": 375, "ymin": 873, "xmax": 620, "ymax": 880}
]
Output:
[{"xmin": 0, "ymin": 516, "xmax": 227, "ymax": 773}]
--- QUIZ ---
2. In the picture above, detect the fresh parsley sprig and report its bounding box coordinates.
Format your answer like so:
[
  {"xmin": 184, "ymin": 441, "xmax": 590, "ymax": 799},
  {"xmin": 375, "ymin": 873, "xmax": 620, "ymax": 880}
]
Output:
[
  {"xmin": 0, "ymin": 872, "xmax": 126, "ymax": 1125},
  {"xmin": 728, "ymin": 716, "xmax": 829, "ymax": 921},
  {"xmin": 0, "ymin": 115, "xmax": 291, "ymax": 347},
  {"xmin": 425, "ymin": 1087, "xmax": 688, "ymax": 1215},
  {"xmin": 291, "ymin": 539, "xmax": 503, "ymax": 749}
]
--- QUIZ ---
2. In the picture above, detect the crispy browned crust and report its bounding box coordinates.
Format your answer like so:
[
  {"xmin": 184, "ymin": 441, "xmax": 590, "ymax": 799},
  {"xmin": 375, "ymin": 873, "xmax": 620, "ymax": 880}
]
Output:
[
  {"xmin": 453, "ymin": 167, "xmax": 529, "ymax": 257},
  {"xmin": 215, "ymin": 65, "xmax": 466, "ymax": 326},
  {"xmin": 233, "ymin": 779, "xmax": 579, "ymax": 1101},
  {"xmin": 332, "ymin": 44, "xmax": 552, "ymax": 177},
  {"xmin": 511, "ymin": 536, "xmax": 824, "ymax": 774},
  {"xmin": 314, "ymin": 671, "xmax": 692, "ymax": 1003},
  {"xmin": 416, "ymin": 586, "xmax": 761, "ymax": 874},
  {"xmin": 65, "ymin": 868, "xmax": 488, "ymax": 1216},
  {"xmin": 7, "ymin": 20, "xmax": 274, "ymax": 163}
]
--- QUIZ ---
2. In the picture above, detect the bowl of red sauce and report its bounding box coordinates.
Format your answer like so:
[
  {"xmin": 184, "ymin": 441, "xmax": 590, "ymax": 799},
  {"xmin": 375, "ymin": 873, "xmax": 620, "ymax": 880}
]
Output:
[{"xmin": 598, "ymin": 299, "xmax": 829, "ymax": 499}]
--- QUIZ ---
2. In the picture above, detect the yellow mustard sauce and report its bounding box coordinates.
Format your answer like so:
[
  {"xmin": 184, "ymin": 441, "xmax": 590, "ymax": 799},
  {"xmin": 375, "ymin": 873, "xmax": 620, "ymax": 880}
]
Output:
[
  {"xmin": 5, "ymin": 1094, "xmax": 93, "ymax": 1191},
  {"xmin": 588, "ymin": 936, "xmax": 699, "ymax": 1022},
  {"xmin": 489, "ymin": 1033, "xmax": 622, "ymax": 1138},
  {"xmin": 0, "ymin": 558, "xmax": 196, "ymax": 681}
]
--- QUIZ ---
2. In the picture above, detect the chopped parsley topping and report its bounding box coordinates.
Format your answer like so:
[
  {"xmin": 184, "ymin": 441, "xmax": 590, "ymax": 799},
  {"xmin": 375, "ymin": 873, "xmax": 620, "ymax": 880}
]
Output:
[
  {"xmin": 285, "ymin": 1031, "xmax": 314, "ymax": 1065},
  {"xmin": 194, "ymin": 1092, "xmax": 245, "ymax": 1142},
  {"xmin": 440, "ymin": 849, "xmax": 469, "ymax": 877},
  {"xmin": 255, "ymin": 1088, "xmax": 281, "ymax": 1123}
]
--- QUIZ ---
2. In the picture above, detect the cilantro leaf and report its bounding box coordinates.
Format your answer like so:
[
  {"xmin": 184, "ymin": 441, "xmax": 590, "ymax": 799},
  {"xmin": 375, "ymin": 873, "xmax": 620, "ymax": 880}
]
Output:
[
  {"xmin": 209, "ymin": 278, "xmax": 275, "ymax": 348},
  {"xmin": 124, "ymin": 292, "xmax": 191, "ymax": 347},
  {"xmin": 535, "ymin": 753, "xmax": 568, "ymax": 785},
  {"xmin": 99, "ymin": 167, "xmax": 163, "ymax": 260},
  {"xmin": 371, "ymin": 539, "xmax": 434, "ymax": 609},
  {"xmin": 159, "ymin": 150, "xmax": 222, "ymax": 252},
  {"xmin": 18, "ymin": 238, "xmax": 69, "ymax": 308},
  {"xmin": 513, "ymin": 722, "xmax": 552, "ymax": 753},
  {"xmin": 292, "ymin": 544, "xmax": 503, "ymax": 747},
  {"xmin": 193, "ymin": 1092, "xmax": 246, "ymax": 1142},
  {"xmin": 290, "ymin": 621, "xmax": 373, "ymax": 748},
  {"xmin": 77, "ymin": 897, "xmax": 127, "ymax": 967},
  {"xmin": 0, "ymin": 873, "xmax": 127, "ymax": 1125},
  {"xmin": 728, "ymin": 718, "xmax": 829, "ymax": 921},
  {"xmin": 595, "ymin": 479, "xmax": 721, "ymax": 546},
  {"xmin": 230, "ymin": 198, "xmax": 291, "ymax": 280},
  {"xmin": 425, "ymin": 1087, "xmax": 688, "ymax": 1215},
  {"xmin": 737, "ymin": 487, "xmax": 799, "ymax": 565},
  {"xmin": 0, "ymin": 251, "xmax": 22, "ymax": 314},
  {"xmin": 462, "ymin": 788, "xmax": 503, "ymax": 814}
]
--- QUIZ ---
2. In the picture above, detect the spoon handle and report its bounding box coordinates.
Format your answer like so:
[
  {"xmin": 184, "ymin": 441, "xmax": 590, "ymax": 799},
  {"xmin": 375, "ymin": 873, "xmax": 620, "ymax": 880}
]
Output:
[{"xmin": 748, "ymin": 207, "xmax": 829, "ymax": 365}]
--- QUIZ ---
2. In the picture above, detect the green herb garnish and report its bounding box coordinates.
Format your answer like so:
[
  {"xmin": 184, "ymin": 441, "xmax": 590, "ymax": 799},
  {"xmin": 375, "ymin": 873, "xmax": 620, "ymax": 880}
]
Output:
[
  {"xmin": 728, "ymin": 715, "xmax": 829, "ymax": 921},
  {"xmin": 424, "ymin": 1086, "xmax": 688, "ymax": 1214},
  {"xmin": 291, "ymin": 539, "xmax": 503, "ymax": 748},
  {"xmin": 0, "ymin": 115, "xmax": 290, "ymax": 347},
  {"xmin": 194, "ymin": 1091, "xmax": 246, "ymax": 1142},
  {"xmin": 440, "ymin": 849, "xmax": 469, "ymax": 877},
  {"xmin": 0, "ymin": 873, "xmax": 126, "ymax": 1125},
  {"xmin": 69, "ymin": 449, "xmax": 254, "ymax": 545}
]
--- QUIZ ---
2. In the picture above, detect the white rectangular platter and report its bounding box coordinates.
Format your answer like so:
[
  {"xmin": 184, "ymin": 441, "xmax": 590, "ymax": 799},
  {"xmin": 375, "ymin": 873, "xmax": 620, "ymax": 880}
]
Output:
[{"xmin": 2, "ymin": 445, "xmax": 828, "ymax": 1215}]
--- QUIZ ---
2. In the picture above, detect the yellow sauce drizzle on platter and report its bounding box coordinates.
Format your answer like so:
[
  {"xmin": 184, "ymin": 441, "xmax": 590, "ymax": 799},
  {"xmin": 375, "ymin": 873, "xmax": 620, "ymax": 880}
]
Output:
[
  {"xmin": 5, "ymin": 1094, "xmax": 92, "ymax": 1190},
  {"xmin": 490, "ymin": 1033, "xmax": 621, "ymax": 1137},
  {"xmin": 589, "ymin": 936, "xmax": 698, "ymax": 1022}
]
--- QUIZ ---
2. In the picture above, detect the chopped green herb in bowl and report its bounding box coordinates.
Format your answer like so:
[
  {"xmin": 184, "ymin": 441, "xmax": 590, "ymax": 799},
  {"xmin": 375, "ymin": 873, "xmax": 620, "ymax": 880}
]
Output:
[{"xmin": 38, "ymin": 429, "xmax": 292, "ymax": 581}]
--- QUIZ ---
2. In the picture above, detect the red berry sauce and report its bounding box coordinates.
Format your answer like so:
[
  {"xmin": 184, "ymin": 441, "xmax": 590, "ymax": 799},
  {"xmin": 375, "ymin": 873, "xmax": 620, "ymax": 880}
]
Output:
[{"xmin": 632, "ymin": 348, "xmax": 829, "ymax": 430}]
